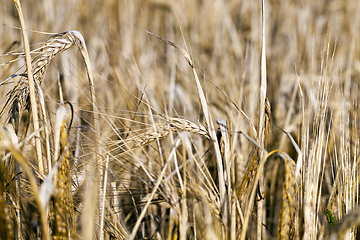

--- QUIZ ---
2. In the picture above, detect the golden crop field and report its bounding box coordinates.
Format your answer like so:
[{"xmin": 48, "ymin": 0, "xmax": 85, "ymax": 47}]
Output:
[{"xmin": 0, "ymin": 0, "xmax": 359, "ymax": 239}]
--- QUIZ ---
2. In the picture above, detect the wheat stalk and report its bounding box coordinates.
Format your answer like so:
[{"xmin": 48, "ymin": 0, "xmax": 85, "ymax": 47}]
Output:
[
  {"xmin": 256, "ymin": 1, "xmax": 268, "ymax": 238},
  {"xmin": 13, "ymin": 0, "xmax": 43, "ymax": 172}
]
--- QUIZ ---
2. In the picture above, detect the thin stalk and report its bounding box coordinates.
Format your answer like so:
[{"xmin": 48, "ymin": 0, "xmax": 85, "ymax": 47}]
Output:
[
  {"xmin": 99, "ymin": 154, "xmax": 109, "ymax": 240},
  {"xmin": 257, "ymin": 0, "xmax": 267, "ymax": 239},
  {"xmin": 180, "ymin": 136, "xmax": 188, "ymax": 240},
  {"xmin": 36, "ymin": 83, "xmax": 51, "ymax": 172},
  {"xmin": 13, "ymin": 0, "xmax": 43, "ymax": 173},
  {"xmin": 191, "ymin": 67, "xmax": 226, "ymax": 217}
]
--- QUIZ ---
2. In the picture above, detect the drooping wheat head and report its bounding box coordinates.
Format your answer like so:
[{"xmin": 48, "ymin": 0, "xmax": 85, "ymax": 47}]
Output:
[{"xmin": 1, "ymin": 31, "xmax": 88, "ymax": 131}]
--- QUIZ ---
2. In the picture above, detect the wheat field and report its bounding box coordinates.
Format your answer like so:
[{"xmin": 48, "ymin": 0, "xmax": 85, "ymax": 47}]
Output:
[{"xmin": 0, "ymin": 0, "xmax": 359, "ymax": 239}]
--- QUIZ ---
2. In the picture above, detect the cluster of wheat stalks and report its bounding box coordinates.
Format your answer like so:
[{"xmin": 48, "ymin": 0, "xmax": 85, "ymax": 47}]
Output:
[{"xmin": 1, "ymin": 0, "xmax": 360, "ymax": 239}]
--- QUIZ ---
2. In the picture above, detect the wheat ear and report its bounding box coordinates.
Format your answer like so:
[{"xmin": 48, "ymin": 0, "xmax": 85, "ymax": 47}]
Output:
[
  {"xmin": 277, "ymin": 158, "xmax": 298, "ymax": 239},
  {"xmin": 125, "ymin": 117, "xmax": 209, "ymax": 150}
]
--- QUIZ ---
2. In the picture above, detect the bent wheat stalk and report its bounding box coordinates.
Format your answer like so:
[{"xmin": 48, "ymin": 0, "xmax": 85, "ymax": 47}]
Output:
[
  {"xmin": 13, "ymin": 0, "xmax": 43, "ymax": 172},
  {"xmin": 1, "ymin": 29, "xmax": 99, "ymax": 173},
  {"xmin": 1, "ymin": 31, "xmax": 92, "ymax": 127}
]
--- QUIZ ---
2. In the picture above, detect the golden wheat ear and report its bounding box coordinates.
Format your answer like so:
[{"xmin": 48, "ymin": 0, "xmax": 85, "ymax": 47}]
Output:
[{"xmin": 277, "ymin": 158, "xmax": 298, "ymax": 239}]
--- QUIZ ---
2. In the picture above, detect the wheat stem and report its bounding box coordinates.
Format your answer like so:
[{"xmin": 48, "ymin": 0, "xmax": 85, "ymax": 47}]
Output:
[
  {"xmin": 99, "ymin": 154, "xmax": 109, "ymax": 240},
  {"xmin": 257, "ymin": 1, "xmax": 267, "ymax": 239},
  {"xmin": 13, "ymin": 0, "xmax": 43, "ymax": 173}
]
